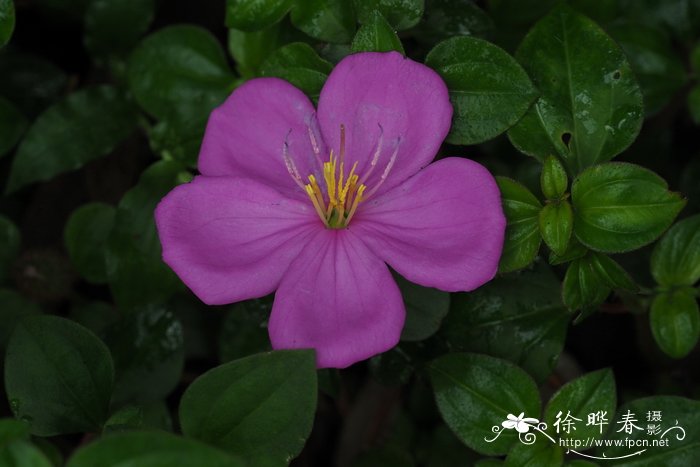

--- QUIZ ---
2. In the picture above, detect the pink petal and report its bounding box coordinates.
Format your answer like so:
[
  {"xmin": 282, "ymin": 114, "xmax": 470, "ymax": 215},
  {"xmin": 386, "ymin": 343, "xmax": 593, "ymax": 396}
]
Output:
[
  {"xmin": 317, "ymin": 52, "xmax": 452, "ymax": 196},
  {"xmin": 352, "ymin": 158, "xmax": 505, "ymax": 292},
  {"xmin": 198, "ymin": 78, "xmax": 326, "ymax": 199},
  {"xmin": 268, "ymin": 229, "xmax": 405, "ymax": 368},
  {"xmin": 155, "ymin": 176, "xmax": 318, "ymax": 305}
]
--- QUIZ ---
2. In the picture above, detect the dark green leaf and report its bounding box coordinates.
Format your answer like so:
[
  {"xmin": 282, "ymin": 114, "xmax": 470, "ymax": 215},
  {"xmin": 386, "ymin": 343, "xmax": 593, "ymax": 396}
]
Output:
[
  {"xmin": 179, "ymin": 350, "xmax": 317, "ymax": 465},
  {"xmin": 68, "ymin": 301, "xmax": 119, "ymax": 337},
  {"xmin": 597, "ymin": 396, "xmax": 700, "ymax": 465},
  {"xmin": 548, "ymin": 237, "xmax": 588, "ymax": 266},
  {"xmin": 443, "ymin": 263, "xmax": 569, "ymax": 382},
  {"xmin": 429, "ymin": 353, "xmax": 541, "ymax": 455},
  {"xmin": 0, "ymin": 52, "xmax": 67, "ymax": 117},
  {"xmin": 539, "ymin": 201, "xmax": 573, "ymax": 256},
  {"xmin": 0, "ymin": 215, "xmax": 20, "ymax": 283},
  {"xmin": 228, "ymin": 20, "xmax": 303, "ymax": 78},
  {"xmin": 84, "ymin": 0, "xmax": 156, "ymax": 59},
  {"xmin": 412, "ymin": 0, "xmax": 494, "ymax": 44},
  {"xmin": 0, "ymin": 418, "xmax": 30, "ymax": 443},
  {"xmin": 495, "ymin": 177, "xmax": 542, "ymax": 272},
  {"xmin": 290, "ymin": 0, "xmax": 356, "ymax": 44},
  {"xmin": 425, "ymin": 36, "xmax": 538, "ymax": 145},
  {"xmin": 618, "ymin": 0, "xmax": 700, "ymax": 41},
  {"xmin": 689, "ymin": 85, "xmax": 700, "ymax": 125},
  {"xmin": 650, "ymin": 288, "xmax": 699, "ymax": 358},
  {"xmin": 351, "ymin": 9, "xmax": 404, "ymax": 53},
  {"xmin": 571, "ymin": 163, "xmax": 685, "ymax": 253},
  {"xmin": 607, "ymin": 22, "xmax": 687, "ymax": 116},
  {"xmin": 588, "ymin": 252, "xmax": 636, "ymax": 292},
  {"xmin": 4, "ymin": 315, "xmax": 114, "ymax": 436},
  {"xmin": 105, "ymin": 305, "xmax": 184, "ymax": 406},
  {"xmin": 148, "ymin": 119, "xmax": 203, "ymax": 168},
  {"xmin": 0, "ymin": 0, "xmax": 14, "ymax": 47},
  {"xmin": 218, "ymin": 298, "xmax": 272, "ymax": 362},
  {"xmin": 67, "ymin": 431, "xmax": 244, "ymax": 467},
  {"xmin": 505, "ymin": 437, "xmax": 563, "ymax": 467},
  {"xmin": 0, "ymin": 440, "xmax": 53, "ymax": 467},
  {"xmin": 260, "ymin": 42, "xmax": 333, "ymax": 100},
  {"xmin": 543, "ymin": 369, "xmax": 617, "ymax": 445},
  {"xmin": 396, "ymin": 274, "xmax": 450, "ymax": 342},
  {"xmin": 0, "ymin": 96, "xmax": 26, "ymax": 157},
  {"xmin": 353, "ymin": 0, "xmax": 424, "ymax": 30},
  {"xmin": 541, "ymin": 155, "xmax": 568, "ymax": 200},
  {"xmin": 105, "ymin": 160, "xmax": 188, "ymax": 308},
  {"xmin": 225, "ymin": 0, "xmax": 293, "ymax": 31},
  {"xmin": 7, "ymin": 86, "xmax": 139, "ymax": 193},
  {"xmin": 562, "ymin": 257, "xmax": 610, "ymax": 312},
  {"xmin": 651, "ymin": 214, "xmax": 700, "ymax": 287},
  {"xmin": 64, "ymin": 203, "xmax": 116, "ymax": 284},
  {"xmin": 0, "ymin": 289, "xmax": 40, "ymax": 354},
  {"xmin": 508, "ymin": 6, "xmax": 643, "ymax": 174}
]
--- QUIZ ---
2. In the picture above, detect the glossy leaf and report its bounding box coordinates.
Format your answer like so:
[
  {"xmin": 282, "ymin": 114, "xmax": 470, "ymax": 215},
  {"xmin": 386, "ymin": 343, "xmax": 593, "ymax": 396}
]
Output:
[
  {"xmin": 64, "ymin": 203, "xmax": 116, "ymax": 284},
  {"xmin": 588, "ymin": 252, "xmax": 636, "ymax": 292},
  {"xmin": 67, "ymin": 431, "xmax": 244, "ymax": 467},
  {"xmin": 0, "ymin": 0, "xmax": 14, "ymax": 47},
  {"xmin": 260, "ymin": 42, "xmax": 333, "ymax": 100},
  {"xmin": 549, "ymin": 237, "xmax": 588, "ymax": 266},
  {"xmin": 228, "ymin": 20, "xmax": 302, "ymax": 78},
  {"xmin": 562, "ymin": 257, "xmax": 610, "ymax": 313},
  {"xmin": 290, "ymin": 0, "xmax": 356, "ymax": 44},
  {"xmin": 541, "ymin": 155, "xmax": 568, "ymax": 200},
  {"xmin": 650, "ymin": 288, "xmax": 699, "ymax": 358},
  {"xmin": 351, "ymin": 9, "xmax": 404, "ymax": 54},
  {"xmin": 425, "ymin": 36, "xmax": 538, "ymax": 145},
  {"xmin": 225, "ymin": 0, "xmax": 293, "ymax": 31},
  {"xmin": 0, "ymin": 96, "xmax": 26, "ymax": 158},
  {"xmin": 396, "ymin": 274, "xmax": 450, "ymax": 342},
  {"xmin": 0, "ymin": 215, "xmax": 20, "ymax": 284},
  {"xmin": 508, "ymin": 6, "xmax": 643, "ymax": 175},
  {"xmin": 412, "ymin": 0, "xmax": 494, "ymax": 44},
  {"xmin": 443, "ymin": 263, "xmax": 569, "ymax": 382},
  {"xmin": 495, "ymin": 177, "xmax": 542, "ymax": 272},
  {"xmin": 105, "ymin": 161, "xmax": 187, "ymax": 308},
  {"xmin": 179, "ymin": 350, "xmax": 317, "ymax": 465},
  {"xmin": 505, "ymin": 438, "xmax": 563, "ymax": 467},
  {"xmin": 6, "ymin": 86, "xmax": 139, "ymax": 193},
  {"xmin": 651, "ymin": 214, "xmax": 700, "ymax": 287},
  {"xmin": 607, "ymin": 22, "xmax": 687, "ymax": 116},
  {"xmin": 353, "ymin": 0, "xmax": 424, "ymax": 30},
  {"xmin": 430, "ymin": 353, "xmax": 541, "ymax": 455},
  {"xmin": 84, "ymin": 0, "xmax": 155, "ymax": 58},
  {"xmin": 105, "ymin": 305, "xmax": 184, "ymax": 406},
  {"xmin": 539, "ymin": 201, "xmax": 573, "ymax": 256},
  {"xmin": 544, "ymin": 369, "xmax": 617, "ymax": 444},
  {"xmin": 571, "ymin": 163, "xmax": 685, "ymax": 253},
  {"xmin": 4, "ymin": 315, "xmax": 114, "ymax": 436}
]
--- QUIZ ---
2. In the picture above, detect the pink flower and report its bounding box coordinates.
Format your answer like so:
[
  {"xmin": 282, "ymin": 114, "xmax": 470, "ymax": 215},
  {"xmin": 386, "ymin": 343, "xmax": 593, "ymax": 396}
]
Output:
[{"xmin": 155, "ymin": 51, "xmax": 505, "ymax": 368}]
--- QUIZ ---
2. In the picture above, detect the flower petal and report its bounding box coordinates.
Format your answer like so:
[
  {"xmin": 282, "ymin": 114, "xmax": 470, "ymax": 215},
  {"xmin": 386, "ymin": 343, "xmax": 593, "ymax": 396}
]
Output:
[
  {"xmin": 155, "ymin": 176, "xmax": 318, "ymax": 305},
  {"xmin": 317, "ymin": 51, "xmax": 452, "ymax": 196},
  {"xmin": 198, "ymin": 78, "xmax": 326, "ymax": 198},
  {"xmin": 269, "ymin": 229, "xmax": 405, "ymax": 368},
  {"xmin": 353, "ymin": 158, "xmax": 506, "ymax": 292}
]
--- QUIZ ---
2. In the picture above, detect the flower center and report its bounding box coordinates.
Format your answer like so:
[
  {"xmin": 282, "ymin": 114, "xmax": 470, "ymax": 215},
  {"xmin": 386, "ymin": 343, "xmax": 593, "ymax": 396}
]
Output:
[{"xmin": 283, "ymin": 123, "xmax": 399, "ymax": 229}]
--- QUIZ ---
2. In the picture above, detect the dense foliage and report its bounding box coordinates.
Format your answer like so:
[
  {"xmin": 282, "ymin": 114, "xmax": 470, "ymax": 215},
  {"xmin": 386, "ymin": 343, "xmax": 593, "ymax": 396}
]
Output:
[{"xmin": 1, "ymin": 0, "xmax": 699, "ymax": 465}]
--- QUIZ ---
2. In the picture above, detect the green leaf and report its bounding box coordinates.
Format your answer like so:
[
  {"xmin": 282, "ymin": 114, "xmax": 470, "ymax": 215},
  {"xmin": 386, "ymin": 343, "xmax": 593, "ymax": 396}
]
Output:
[
  {"xmin": 618, "ymin": 0, "xmax": 700, "ymax": 41},
  {"xmin": 105, "ymin": 161, "xmax": 187, "ymax": 308},
  {"xmin": 607, "ymin": 22, "xmax": 687, "ymax": 116},
  {"xmin": 543, "ymin": 369, "xmax": 617, "ymax": 445},
  {"xmin": 225, "ymin": 0, "xmax": 293, "ymax": 31},
  {"xmin": 353, "ymin": 0, "xmax": 424, "ymax": 30},
  {"xmin": 596, "ymin": 396, "xmax": 700, "ymax": 465},
  {"xmin": 179, "ymin": 350, "xmax": 317, "ymax": 465},
  {"xmin": 412, "ymin": 0, "xmax": 494, "ymax": 44},
  {"xmin": 650, "ymin": 288, "xmax": 699, "ymax": 358},
  {"xmin": 508, "ymin": 6, "xmax": 643, "ymax": 175},
  {"xmin": 260, "ymin": 42, "xmax": 333, "ymax": 100},
  {"xmin": 0, "ymin": 0, "xmax": 14, "ymax": 47},
  {"xmin": 588, "ymin": 252, "xmax": 636, "ymax": 292},
  {"xmin": 218, "ymin": 298, "xmax": 272, "ymax": 362},
  {"xmin": 562, "ymin": 257, "xmax": 610, "ymax": 313},
  {"xmin": 541, "ymin": 155, "xmax": 568, "ymax": 200},
  {"xmin": 505, "ymin": 437, "xmax": 563, "ymax": 467},
  {"xmin": 0, "ymin": 96, "xmax": 26, "ymax": 158},
  {"xmin": 571, "ymin": 163, "xmax": 686, "ymax": 253},
  {"xmin": 84, "ymin": 0, "xmax": 156, "ymax": 59},
  {"xmin": 425, "ymin": 36, "xmax": 538, "ymax": 145},
  {"xmin": 4, "ymin": 315, "xmax": 114, "ymax": 436},
  {"xmin": 443, "ymin": 263, "xmax": 569, "ymax": 382},
  {"xmin": 689, "ymin": 85, "xmax": 700, "ymax": 125},
  {"xmin": 396, "ymin": 274, "xmax": 450, "ymax": 342},
  {"xmin": 64, "ymin": 203, "xmax": 116, "ymax": 284},
  {"xmin": 6, "ymin": 86, "xmax": 139, "ymax": 193},
  {"xmin": 495, "ymin": 177, "xmax": 542, "ymax": 273},
  {"xmin": 228, "ymin": 20, "xmax": 304, "ymax": 78},
  {"xmin": 0, "ymin": 215, "xmax": 20, "ymax": 284},
  {"xmin": 539, "ymin": 201, "xmax": 573, "ymax": 256},
  {"xmin": 0, "ymin": 52, "xmax": 67, "ymax": 117},
  {"xmin": 429, "ymin": 353, "xmax": 541, "ymax": 455},
  {"xmin": 0, "ymin": 440, "xmax": 53, "ymax": 467},
  {"xmin": 548, "ymin": 237, "xmax": 588, "ymax": 266},
  {"xmin": 0, "ymin": 289, "xmax": 40, "ymax": 354},
  {"xmin": 351, "ymin": 9, "xmax": 404, "ymax": 53},
  {"xmin": 105, "ymin": 305, "xmax": 184, "ymax": 406},
  {"xmin": 67, "ymin": 431, "xmax": 244, "ymax": 467},
  {"xmin": 69, "ymin": 301, "xmax": 119, "ymax": 337},
  {"xmin": 290, "ymin": 0, "xmax": 356, "ymax": 44},
  {"xmin": 651, "ymin": 214, "xmax": 700, "ymax": 287}
]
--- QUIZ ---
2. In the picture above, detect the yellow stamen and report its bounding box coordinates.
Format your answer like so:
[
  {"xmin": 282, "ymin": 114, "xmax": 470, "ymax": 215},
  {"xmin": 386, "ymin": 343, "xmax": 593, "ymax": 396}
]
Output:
[{"xmin": 305, "ymin": 184, "xmax": 329, "ymax": 226}]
